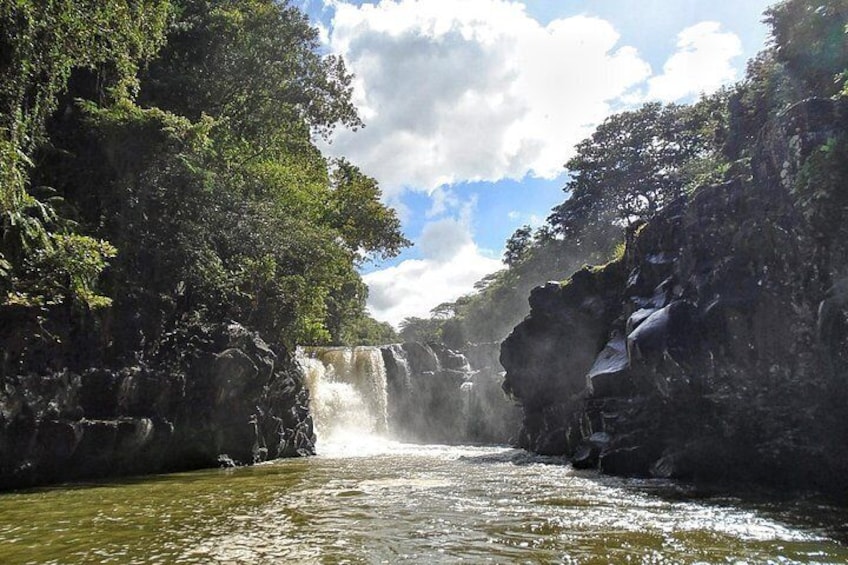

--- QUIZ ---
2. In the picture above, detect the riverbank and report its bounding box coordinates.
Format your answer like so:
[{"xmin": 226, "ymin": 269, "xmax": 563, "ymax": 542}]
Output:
[{"xmin": 0, "ymin": 322, "xmax": 314, "ymax": 490}]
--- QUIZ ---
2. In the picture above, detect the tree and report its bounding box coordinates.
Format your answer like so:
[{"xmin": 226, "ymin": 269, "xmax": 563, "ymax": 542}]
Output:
[
  {"xmin": 0, "ymin": 0, "xmax": 170, "ymax": 306},
  {"xmin": 138, "ymin": 0, "xmax": 360, "ymax": 139},
  {"xmin": 765, "ymin": 0, "xmax": 848, "ymax": 97},
  {"xmin": 98, "ymin": 1, "xmax": 406, "ymax": 348},
  {"xmin": 339, "ymin": 314, "xmax": 399, "ymax": 346},
  {"xmin": 326, "ymin": 160, "xmax": 410, "ymax": 262},
  {"xmin": 399, "ymin": 317, "xmax": 442, "ymax": 344},
  {"xmin": 407, "ymin": 96, "xmax": 731, "ymax": 347},
  {"xmin": 549, "ymin": 100, "xmax": 725, "ymax": 238},
  {"xmin": 7, "ymin": 0, "xmax": 408, "ymax": 360},
  {"xmin": 503, "ymin": 225, "xmax": 532, "ymax": 267}
]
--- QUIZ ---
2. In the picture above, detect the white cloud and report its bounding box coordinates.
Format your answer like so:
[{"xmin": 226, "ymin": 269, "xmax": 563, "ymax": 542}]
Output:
[
  {"xmin": 317, "ymin": 3, "xmax": 748, "ymax": 326},
  {"xmin": 322, "ymin": 0, "xmax": 652, "ymax": 195},
  {"xmin": 647, "ymin": 21, "xmax": 743, "ymax": 102},
  {"xmin": 426, "ymin": 187, "xmax": 461, "ymax": 218},
  {"xmin": 418, "ymin": 217, "xmax": 471, "ymax": 261},
  {"xmin": 506, "ymin": 210, "xmax": 544, "ymax": 227},
  {"xmin": 363, "ymin": 217, "xmax": 501, "ymax": 326}
]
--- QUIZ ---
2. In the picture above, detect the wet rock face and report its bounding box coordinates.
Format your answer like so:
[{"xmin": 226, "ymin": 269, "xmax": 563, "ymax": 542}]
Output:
[
  {"xmin": 381, "ymin": 341, "xmax": 521, "ymax": 445},
  {"xmin": 380, "ymin": 342, "xmax": 466, "ymax": 443},
  {"xmin": 500, "ymin": 264, "xmax": 625, "ymax": 454},
  {"xmin": 0, "ymin": 323, "xmax": 314, "ymax": 490},
  {"xmin": 500, "ymin": 98, "xmax": 848, "ymax": 497}
]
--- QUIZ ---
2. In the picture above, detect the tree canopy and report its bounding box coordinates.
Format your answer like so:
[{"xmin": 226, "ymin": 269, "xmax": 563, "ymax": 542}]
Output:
[
  {"xmin": 0, "ymin": 0, "xmax": 408, "ymax": 373},
  {"xmin": 765, "ymin": 0, "xmax": 848, "ymax": 96},
  {"xmin": 548, "ymin": 98, "xmax": 727, "ymax": 238}
]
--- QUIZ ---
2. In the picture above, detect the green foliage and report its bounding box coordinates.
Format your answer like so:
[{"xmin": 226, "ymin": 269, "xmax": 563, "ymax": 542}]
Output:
[
  {"xmin": 338, "ymin": 315, "xmax": 399, "ymax": 346},
  {"xmin": 765, "ymin": 0, "xmax": 848, "ymax": 97},
  {"xmin": 399, "ymin": 316, "xmax": 443, "ymax": 344},
  {"xmin": 10, "ymin": 234, "xmax": 117, "ymax": 309},
  {"xmin": 0, "ymin": 0, "xmax": 171, "ymax": 311},
  {"xmin": 138, "ymin": 0, "xmax": 360, "ymax": 139},
  {"xmin": 549, "ymin": 98, "xmax": 727, "ymax": 236},
  {"xmin": 503, "ymin": 225, "xmax": 532, "ymax": 267},
  {"xmin": 1, "ymin": 191, "xmax": 56, "ymax": 262},
  {"xmin": 726, "ymin": 2, "xmax": 848, "ymax": 165},
  {"xmin": 67, "ymin": 95, "xmax": 396, "ymax": 348},
  {"xmin": 725, "ymin": 52, "xmax": 794, "ymax": 163},
  {"xmin": 0, "ymin": 0, "xmax": 171, "ymax": 210},
  {"xmin": 794, "ymin": 134, "xmax": 848, "ymax": 243},
  {"xmin": 327, "ymin": 160, "xmax": 410, "ymax": 262},
  {"xmin": 0, "ymin": 0, "xmax": 408, "ymax": 367}
]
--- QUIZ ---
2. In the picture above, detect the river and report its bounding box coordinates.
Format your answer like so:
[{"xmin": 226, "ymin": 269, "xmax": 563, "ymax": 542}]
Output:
[
  {"xmin": 3, "ymin": 346, "xmax": 848, "ymax": 563},
  {"xmin": 1, "ymin": 436, "xmax": 847, "ymax": 564}
]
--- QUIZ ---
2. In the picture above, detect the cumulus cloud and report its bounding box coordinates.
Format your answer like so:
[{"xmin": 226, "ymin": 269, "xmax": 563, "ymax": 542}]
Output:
[
  {"xmin": 647, "ymin": 21, "xmax": 743, "ymax": 102},
  {"xmin": 363, "ymin": 217, "xmax": 501, "ymax": 326},
  {"xmin": 322, "ymin": 0, "xmax": 652, "ymax": 195},
  {"xmin": 417, "ymin": 217, "xmax": 470, "ymax": 261},
  {"xmin": 426, "ymin": 187, "xmax": 461, "ymax": 218},
  {"xmin": 316, "ymin": 2, "xmax": 747, "ymax": 325},
  {"xmin": 319, "ymin": 2, "xmax": 747, "ymax": 196},
  {"xmin": 506, "ymin": 210, "xmax": 544, "ymax": 227}
]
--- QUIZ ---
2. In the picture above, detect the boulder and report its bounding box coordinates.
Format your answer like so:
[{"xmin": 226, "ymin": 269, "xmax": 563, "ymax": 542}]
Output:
[
  {"xmin": 571, "ymin": 432, "xmax": 611, "ymax": 470},
  {"xmin": 586, "ymin": 336, "xmax": 632, "ymax": 398}
]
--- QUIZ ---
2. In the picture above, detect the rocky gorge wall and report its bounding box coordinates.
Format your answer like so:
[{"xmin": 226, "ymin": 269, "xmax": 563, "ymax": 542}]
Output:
[
  {"xmin": 381, "ymin": 342, "xmax": 521, "ymax": 445},
  {"xmin": 0, "ymin": 323, "xmax": 314, "ymax": 490},
  {"xmin": 500, "ymin": 98, "xmax": 848, "ymax": 499}
]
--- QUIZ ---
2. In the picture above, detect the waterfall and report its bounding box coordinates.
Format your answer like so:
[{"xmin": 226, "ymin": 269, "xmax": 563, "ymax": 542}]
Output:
[
  {"xmin": 296, "ymin": 347, "xmax": 388, "ymax": 443},
  {"xmin": 380, "ymin": 342, "xmax": 522, "ymax": 445},
  {"xmin": 297, "ymin": 342, "xmax": 521, "ymax": 449}
]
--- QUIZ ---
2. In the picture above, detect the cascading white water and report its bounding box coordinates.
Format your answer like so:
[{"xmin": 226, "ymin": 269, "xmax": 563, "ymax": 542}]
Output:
[
  {"xmin": 298, "ymin": 342, "xmax": 521, "ymax": 449},
  {"xmin": 383, "ymin": 343, "xmax": 412, "ymax": 390},
  {"xmin": 296, "ymin": 347, "xmax": 389, "ymax": 447}
]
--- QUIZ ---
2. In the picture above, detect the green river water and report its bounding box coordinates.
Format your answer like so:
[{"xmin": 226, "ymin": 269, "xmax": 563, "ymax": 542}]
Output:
[{"xmin": 1, "ymin": 438, "xmax": 847, "ymax": 564}]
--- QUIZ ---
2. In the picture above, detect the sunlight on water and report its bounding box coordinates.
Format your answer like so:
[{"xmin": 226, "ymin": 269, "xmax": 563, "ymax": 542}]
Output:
[
  {"xmin": 2, "ymin": 349, "xmax": 847, "ymax": 564},
  {"xmin": 1, "ymin": 444, "xmax": 846, "ymax": 564}
]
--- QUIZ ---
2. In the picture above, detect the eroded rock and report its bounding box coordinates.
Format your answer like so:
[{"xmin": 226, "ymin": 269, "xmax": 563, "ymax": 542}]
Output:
[
  {"xmin": 0, "ymin": 323, "xmax": 314, "ymax": 490},
  {"xmin": 499, "ymin": 98, "xmax": 848, "ymax": 498}
]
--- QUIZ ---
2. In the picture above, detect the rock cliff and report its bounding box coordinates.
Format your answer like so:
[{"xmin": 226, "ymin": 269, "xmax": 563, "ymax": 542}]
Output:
[
  {"xmin": 501, "ymin": 98, "xmax": 848, "ymax": 499},
  {"xmin": 381, "ymin": 342, "xmax": 521, "ymax": 444},
  {"xmin": 0, "ymin": 323, "xmax": 314, "ymax": 490}
]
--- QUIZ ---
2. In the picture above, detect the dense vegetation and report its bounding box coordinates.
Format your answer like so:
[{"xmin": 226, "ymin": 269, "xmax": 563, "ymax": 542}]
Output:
[
  {"xmin": 0, "ymin": 0, "xmax": 405, "ymax": 375},
  {"xmin": 403, "ymin": 0, "xmax": 848, "ymax": 350}
]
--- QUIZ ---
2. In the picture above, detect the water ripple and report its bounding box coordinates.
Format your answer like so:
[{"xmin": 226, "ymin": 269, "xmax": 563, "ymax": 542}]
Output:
[{"xmin": 0, "ymin": 444, "xmax": 846, "ymax": 564}]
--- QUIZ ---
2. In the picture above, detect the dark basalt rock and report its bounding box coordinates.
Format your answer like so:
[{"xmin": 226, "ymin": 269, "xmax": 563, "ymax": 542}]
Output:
[
  {"xmin": 500, "ymin": 98, "xmax": 848, "ymax": 499},
  {"xmin": 599, "ymin": 444, "xmax": 654, "ymax": 478},
  {"xmin": 0, "ymin": 322, "xmax": 314, "ymax": 490},
  {"xmin": 500, "ymin": 261, "xmax": 625, "ymax": 455},
  {"xmin": 380, "ymin": 341, "xmax": 466, "ymax": 443},
  {"xmin": 571, "ymin": 431, "xmax": 611, "ymax": 470},
  {"xmin": 586, "ymin": 336, "xmax": 632, "ymax": 399},
  {"xmin": 381, "ymin": 341, "xmax": 521, "ymax": 445}
]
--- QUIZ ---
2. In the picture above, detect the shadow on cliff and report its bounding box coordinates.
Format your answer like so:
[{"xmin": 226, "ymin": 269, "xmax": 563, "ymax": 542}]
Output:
[{"xmin": 500, "ymin": 97, "xmax": 848, "ymax": 504}]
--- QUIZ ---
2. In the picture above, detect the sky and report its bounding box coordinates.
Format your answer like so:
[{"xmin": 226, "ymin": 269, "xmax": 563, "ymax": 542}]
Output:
[{"xmin": 301, "ymin": 0, "xmax": 775, "ymax": 327}]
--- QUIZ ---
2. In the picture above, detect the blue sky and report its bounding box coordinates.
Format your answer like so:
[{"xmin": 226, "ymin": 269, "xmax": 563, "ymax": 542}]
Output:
[{"xmin": 302, "ymin": 0, "xmax": 774, "ymax": 326}]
